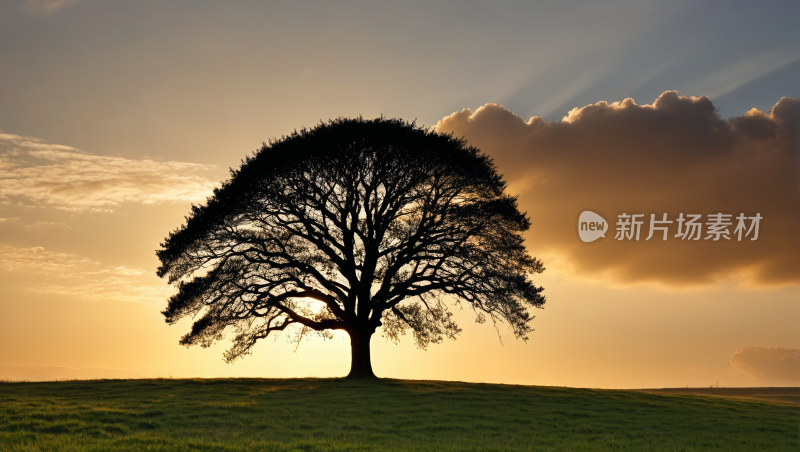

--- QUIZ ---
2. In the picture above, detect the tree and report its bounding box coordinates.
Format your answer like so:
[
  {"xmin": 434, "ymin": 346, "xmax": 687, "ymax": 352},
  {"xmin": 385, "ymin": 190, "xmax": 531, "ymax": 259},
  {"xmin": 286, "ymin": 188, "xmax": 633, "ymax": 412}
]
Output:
[{"xmin": 156, "ymin": 117, "xmax": 546, "ymax": 379}]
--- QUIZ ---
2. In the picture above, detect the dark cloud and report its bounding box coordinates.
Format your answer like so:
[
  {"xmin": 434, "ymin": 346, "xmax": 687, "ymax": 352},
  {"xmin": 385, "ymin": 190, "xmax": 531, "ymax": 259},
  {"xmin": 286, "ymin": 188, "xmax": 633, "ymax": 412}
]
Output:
[
  {"xmin": 435, "ymin": 92, "xmax": 800, "ymax": 287},
  {"xmin": 730, "ymin": 346, "xmax": 800, "ymax": 385}
]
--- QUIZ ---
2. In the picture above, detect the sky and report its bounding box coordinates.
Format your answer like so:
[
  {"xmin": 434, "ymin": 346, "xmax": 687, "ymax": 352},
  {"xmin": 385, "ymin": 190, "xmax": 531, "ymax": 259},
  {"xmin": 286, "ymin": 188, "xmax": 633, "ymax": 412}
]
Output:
[{"xmin": 0, "ymin": 0, "xmax": 798, "ymax": 388}]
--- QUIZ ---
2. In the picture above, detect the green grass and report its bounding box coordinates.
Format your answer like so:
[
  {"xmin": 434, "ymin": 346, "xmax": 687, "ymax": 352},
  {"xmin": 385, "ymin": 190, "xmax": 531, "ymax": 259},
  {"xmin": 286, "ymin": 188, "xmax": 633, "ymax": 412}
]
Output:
[{"xmin": 0, "ymin": 378, "xmax": 797, "ymax": 451}]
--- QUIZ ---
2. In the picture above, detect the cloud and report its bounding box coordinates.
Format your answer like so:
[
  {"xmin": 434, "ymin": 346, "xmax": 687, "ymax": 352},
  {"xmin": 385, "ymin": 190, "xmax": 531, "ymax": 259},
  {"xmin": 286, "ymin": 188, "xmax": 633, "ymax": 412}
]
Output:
[
  {"xmin": 25, "ymin": 221, "xmax": 70, "ymax": 229},
  {"xmin": 730, "ymin": 346, "xmax": 800, "ymax": 385},
  {"xmin": 20, "ymin": 0, "xmax": 80, "ymax": 15},
  {"xmin": 0, "ymin": 131, "xmax": 217, "ymax": 212},
  {"xmin": 0, "ymin": 243, "xmax": 97, "ymax": 273},
  {"xmin": 31, "ymin": 276, "xmax": 173, "ymax": 304},
  {"xmin": 0, "ymin": 217, "xmax": 70, "ymax": 228},
  {"xmin": 435, "ymin": 92, "xmax": 800, "ymax": 287},
  {"xmin": 0, "ymin": 244, "xmax": 173, "ymax": 304}
]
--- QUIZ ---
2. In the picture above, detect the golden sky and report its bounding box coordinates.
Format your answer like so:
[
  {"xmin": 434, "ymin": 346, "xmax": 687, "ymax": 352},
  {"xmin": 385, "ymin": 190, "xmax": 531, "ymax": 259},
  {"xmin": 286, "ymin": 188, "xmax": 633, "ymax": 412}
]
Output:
[{"xmin": 0, "ymin": 0, "xmax": 798, "ymax": 387}]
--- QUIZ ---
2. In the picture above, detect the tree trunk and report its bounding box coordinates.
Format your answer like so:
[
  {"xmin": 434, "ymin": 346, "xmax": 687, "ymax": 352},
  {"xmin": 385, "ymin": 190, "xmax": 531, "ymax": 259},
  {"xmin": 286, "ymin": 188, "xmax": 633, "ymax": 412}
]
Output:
[{"xmin": 346, "ymin": 329, "xmax": 376, "ymax": 379}]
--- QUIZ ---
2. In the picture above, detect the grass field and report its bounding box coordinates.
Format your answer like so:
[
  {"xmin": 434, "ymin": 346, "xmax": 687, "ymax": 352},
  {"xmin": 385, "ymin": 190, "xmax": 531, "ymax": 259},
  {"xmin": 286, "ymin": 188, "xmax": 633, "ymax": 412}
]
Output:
[{"xmin": 0, "ymin": 378, "xmax": 797, "ymax": 451}]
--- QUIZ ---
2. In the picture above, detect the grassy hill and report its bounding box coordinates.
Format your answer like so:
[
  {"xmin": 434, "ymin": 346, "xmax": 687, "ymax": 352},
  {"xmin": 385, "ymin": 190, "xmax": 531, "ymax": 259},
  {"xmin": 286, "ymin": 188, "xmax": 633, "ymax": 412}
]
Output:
[{"xmin": 1, "ymin": 378, "xmax": 797, "ymax": 451}]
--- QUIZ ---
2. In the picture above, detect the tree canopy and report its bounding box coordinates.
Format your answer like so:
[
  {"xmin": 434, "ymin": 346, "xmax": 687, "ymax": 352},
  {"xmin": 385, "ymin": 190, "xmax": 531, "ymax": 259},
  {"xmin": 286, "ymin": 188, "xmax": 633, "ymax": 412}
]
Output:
[{"xmin": 157, "ymin": 117, "xmax": 545, "ymax": 378}]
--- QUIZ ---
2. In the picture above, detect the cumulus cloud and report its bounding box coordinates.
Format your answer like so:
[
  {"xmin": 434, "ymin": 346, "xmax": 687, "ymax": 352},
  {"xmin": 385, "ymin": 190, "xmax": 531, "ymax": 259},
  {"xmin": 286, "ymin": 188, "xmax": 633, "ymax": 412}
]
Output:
[
  {"xmin": 0, "ymin": 244, "xmax": 174, "ymax": 304},
  {"xmin": 730, "ymin": 346, "xmax": 800, "ymax": 385},
  {"xmin": 31, "ymin": 276, "xmax": 174, "ymax": 304},
  {"xmin": 0, "ymin": 131, "xmax": 217, "ymax": 212},
  {"xmin": 435, "ymin": 92, "xmax": 800, "ymax": 287}
]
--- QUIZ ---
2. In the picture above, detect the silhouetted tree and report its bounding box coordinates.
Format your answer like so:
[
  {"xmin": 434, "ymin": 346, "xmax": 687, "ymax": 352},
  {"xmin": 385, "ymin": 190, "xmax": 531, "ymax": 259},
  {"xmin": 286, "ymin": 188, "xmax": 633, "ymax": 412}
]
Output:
[{"xmin": 157, "ymin": 117, "xmax": 545, "ymax": 379}]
